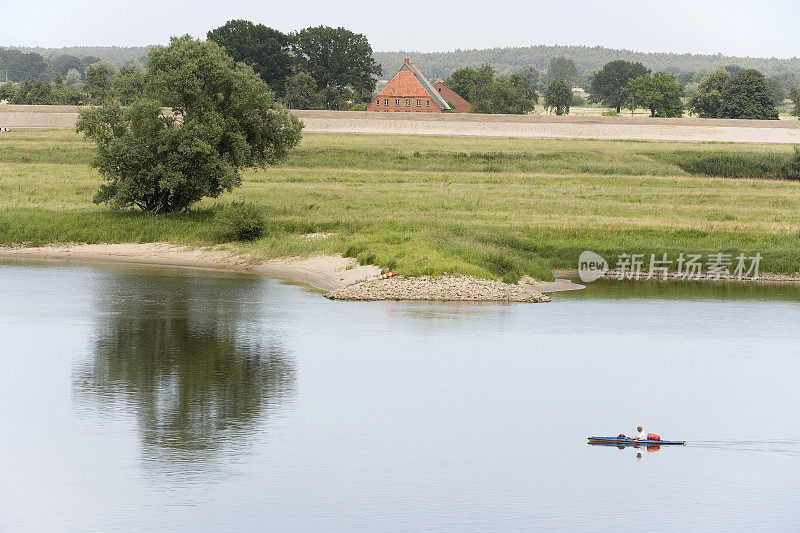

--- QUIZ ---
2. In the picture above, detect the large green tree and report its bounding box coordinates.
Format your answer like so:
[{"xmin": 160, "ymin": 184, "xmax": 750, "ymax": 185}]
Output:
[
  {"xmin": 544, "ymin": 79, "xmax": 572, "ymax": 115},
  {"xmin": 717, "ymin": 69, "xmax": 778, "ymax": 120},
  {"xmin": 291, "ymin": 26, "xmax": 381, "ymax": 108},
  {"xmin": 589, "ymin": 60, "xmax": 649, "ymax": 112},
  {"xmin": 687, "ymin": 69, "xmax": 730, "ymax": 118},
  {"xmin": 207, "ymin": 20, "xmax": 292, "ymax": 95},
  {"xmin": 76, "ymin": 35, "xmax": 303, "ymax": 213},
  {"xmin": 623, "ymin": 72, "xmax": 684, "ymax": 117}
]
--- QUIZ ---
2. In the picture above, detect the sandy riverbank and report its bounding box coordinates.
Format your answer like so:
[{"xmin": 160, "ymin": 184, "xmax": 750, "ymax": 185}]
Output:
[
  {"xmin": 0, "ymin": 243, "xmax": 380, "ymax": 292},
  {"xmin": 0, "ymin": 243, "xmax": 565, "ymax": 301}
]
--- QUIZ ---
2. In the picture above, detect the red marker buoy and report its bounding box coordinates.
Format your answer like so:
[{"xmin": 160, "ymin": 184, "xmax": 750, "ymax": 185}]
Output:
[{"xmin": 377, "ymin": 271, "xmax": 397, "ymax": 279}]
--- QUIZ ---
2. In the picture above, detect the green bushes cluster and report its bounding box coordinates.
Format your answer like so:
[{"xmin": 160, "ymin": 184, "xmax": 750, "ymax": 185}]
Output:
[
  {"xmin": 651, "ymin": 148, "xmax": 800, "ymax": 180},
  {"xmin": 443, "ymin": 64, "xmax": 538, "ymax": 114},
  {"xmin": 214, "ymin": 203, "xmax": 265, "ymax": 242}
]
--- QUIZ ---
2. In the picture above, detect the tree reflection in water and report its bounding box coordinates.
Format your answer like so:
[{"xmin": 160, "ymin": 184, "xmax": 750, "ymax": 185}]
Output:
[{"xmin": 74, "ymin": 268, "xmax": 295, "ymax": 463}]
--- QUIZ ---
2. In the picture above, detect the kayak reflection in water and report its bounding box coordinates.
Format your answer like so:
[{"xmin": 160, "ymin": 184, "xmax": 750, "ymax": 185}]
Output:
[{"xmin": 630, "ymin": 443, "xmax": 661, "ymax": 460}]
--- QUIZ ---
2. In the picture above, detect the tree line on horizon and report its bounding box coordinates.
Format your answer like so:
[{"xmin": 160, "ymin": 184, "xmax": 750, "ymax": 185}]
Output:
[
  {"xmin": 3, "ymin": 27, "xmax": 800, "ymax": 119},
  {"xmin": 12, "ymin": 42, "xmax": 800, "ymax": 83}
]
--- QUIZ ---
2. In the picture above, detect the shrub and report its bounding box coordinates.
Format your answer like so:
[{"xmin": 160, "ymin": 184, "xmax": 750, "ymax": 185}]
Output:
[
  {"xmin": 778, "ymin": 147, "xmax": 800, "ymax": 180},
  {"xmin": 571, "ymin": 92, "xmax": 586, "ymax": 107},
  {"xmin": 215, "ymin": 203, "xmax": 265, "ymax": 241},
  {"xmin": 651, "ymin": 150, "xmax": 793, "ymax": 179}
]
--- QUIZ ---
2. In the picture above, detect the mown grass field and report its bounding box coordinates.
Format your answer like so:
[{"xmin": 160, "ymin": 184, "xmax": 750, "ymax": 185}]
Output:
[{"xmin": 1, "ymin": 129, "xmax": 799, "ymax": 281}]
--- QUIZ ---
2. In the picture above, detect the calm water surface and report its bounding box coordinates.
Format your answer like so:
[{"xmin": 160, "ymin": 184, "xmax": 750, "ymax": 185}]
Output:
[{"xmin": 1, "ymin": 262, "xmax": 799, "ymax": 532}]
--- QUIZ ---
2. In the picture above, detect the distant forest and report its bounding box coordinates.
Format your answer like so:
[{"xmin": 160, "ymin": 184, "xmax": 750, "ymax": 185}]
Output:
[
  {"xmin": 1, "ymin": 46, "xmax": 149, "ymax": 82},
  {"xmin": 13, "ymin": 46, "xmax": 151, "ymax": 66},
  {"xmin": 6, "ymin": 43, "xmax": 799, "ymax": 83},
  {"xmin": 373, "ymin": 46, "xmax": 800, "ymax": 80}
]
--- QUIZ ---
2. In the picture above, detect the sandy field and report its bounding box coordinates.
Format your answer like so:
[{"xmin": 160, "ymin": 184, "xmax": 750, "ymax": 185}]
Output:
[{"xmin": 3, "ymin": 105, "xmax": 800, "ymax": 143}]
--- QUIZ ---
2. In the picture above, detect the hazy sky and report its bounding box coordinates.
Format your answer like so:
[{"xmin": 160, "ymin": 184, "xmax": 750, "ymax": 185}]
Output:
[{"xmin": 1, "ymin": 0, "xmax": 797, "ymax": 58}]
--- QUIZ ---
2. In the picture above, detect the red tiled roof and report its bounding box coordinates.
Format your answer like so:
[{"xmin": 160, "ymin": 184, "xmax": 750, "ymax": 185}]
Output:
[
  {"xmin": 377, "ymin": 71, "xmax": 429, "ymax": 98},
  {"xmin": 434, "ymin": 82, "xmax": 471, "ymax": 113}
]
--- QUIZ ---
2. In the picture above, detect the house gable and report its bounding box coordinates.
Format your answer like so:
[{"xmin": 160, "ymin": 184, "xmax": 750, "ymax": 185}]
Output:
[{"xmin": 368, "ymin": 59, "xmax": 450, "ymax": 113}]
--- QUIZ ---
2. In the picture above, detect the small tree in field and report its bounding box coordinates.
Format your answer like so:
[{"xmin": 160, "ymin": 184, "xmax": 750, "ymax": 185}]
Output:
[
  {"xmin": 623, "ymin": 72, "xmax": 684, "ymax": 117},
  {"xmin": 589, "ymin": 60, "xmax": 649, "ymax": 113},
  {"xmin": 77, "ymin": 35, "xmax": 303, "ymax": 213},
  {"xmin": 544, "ymin": 79, "xmax": 572, "ymax": 115}
]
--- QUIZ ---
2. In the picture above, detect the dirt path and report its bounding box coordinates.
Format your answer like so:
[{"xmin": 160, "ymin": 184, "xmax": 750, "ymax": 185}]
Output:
[{"xmin": 3, "ymin": 105, "xmax": 800, "ymax": 143}]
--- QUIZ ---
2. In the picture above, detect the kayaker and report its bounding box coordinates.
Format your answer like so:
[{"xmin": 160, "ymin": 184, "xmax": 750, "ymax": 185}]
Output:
[{"xmin": 632, "ymin": 426, "xmax": 647, "ymax": 440}]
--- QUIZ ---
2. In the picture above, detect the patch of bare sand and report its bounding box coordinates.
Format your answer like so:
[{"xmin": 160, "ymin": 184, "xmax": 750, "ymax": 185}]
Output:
[{"xmin": 0, "ymin": 243, "xmax": 381, "ymax": 292}]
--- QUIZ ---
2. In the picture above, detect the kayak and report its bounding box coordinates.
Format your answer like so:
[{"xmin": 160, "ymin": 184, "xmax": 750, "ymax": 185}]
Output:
[{"xmin": 588, "ymin": 436, "xmax": 686, "ymax": 446}]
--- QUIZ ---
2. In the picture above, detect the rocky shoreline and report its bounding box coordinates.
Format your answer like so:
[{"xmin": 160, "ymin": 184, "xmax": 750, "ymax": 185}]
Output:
[{"xmin": 325, "ymin": 274, "xmax": 551, "ymax": 303}]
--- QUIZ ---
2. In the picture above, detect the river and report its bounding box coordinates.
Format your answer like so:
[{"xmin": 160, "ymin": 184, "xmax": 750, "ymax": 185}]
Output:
[{"xmin": 1, "ymin": 261, "xmax": 798, "ymax": 531}]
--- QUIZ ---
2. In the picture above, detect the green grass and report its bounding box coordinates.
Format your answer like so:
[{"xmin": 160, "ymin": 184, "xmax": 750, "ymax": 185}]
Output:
[{"xmin": 2, "ymin": 129, "xmax": 800, "ymax": 281}]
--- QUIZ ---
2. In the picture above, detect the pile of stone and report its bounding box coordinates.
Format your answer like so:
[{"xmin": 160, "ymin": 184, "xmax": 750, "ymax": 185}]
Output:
[{"xmin": 325, "ymin": 275, "xmax": 550, "ymax": 303}]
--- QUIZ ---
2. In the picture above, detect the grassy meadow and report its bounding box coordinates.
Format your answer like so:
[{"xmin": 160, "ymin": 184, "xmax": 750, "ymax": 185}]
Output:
[{"xmin": 1, "ymin": 129, "xmax": 800, "ymax": 281}]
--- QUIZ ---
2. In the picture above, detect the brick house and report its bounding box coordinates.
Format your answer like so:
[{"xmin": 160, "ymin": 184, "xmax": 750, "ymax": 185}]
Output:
[
  {"xmin": 433, "ymin": 82, "xmax": 471, "ymax": 113},
  {"xmin": 367, "ymin": 59, "xmax": 450, "ymax": 112}
]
